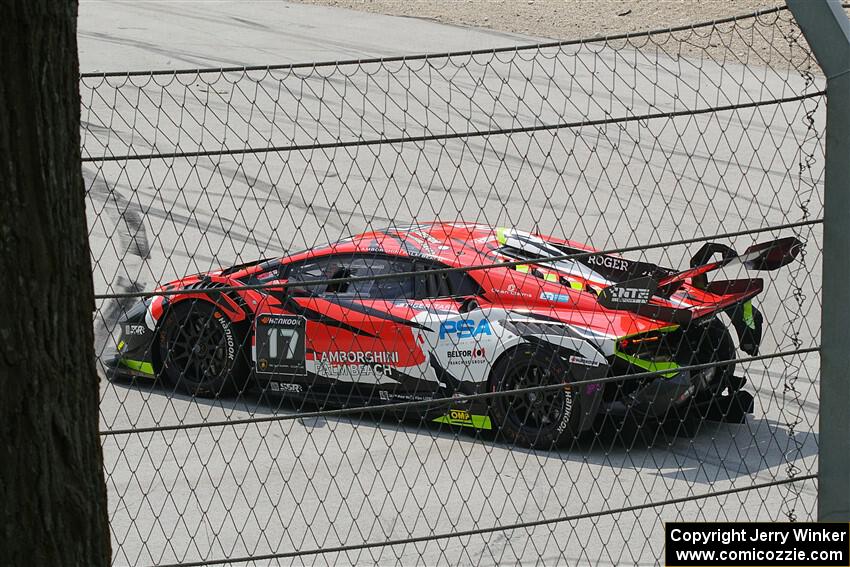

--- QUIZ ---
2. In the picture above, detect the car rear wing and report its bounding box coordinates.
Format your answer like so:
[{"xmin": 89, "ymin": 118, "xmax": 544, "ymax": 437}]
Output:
[
  {"xmin": 597, "ymin": 236, "xmax": 803, "ymax": 324},
  {"xmin": 657, "ymin": 236, "xmax": 803, "ymax": 291}
]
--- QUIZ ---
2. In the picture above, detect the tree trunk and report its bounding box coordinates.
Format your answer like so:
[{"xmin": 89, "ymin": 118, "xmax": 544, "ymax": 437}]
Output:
[{"xmin": 0, "ymin": 1, "xmax": 111, "ymax": 565}]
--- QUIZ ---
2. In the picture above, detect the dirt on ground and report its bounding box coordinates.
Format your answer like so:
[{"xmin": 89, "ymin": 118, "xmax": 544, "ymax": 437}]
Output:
[{"xmin": 290, "ymin": 1, "xmax": 825, "ymax": 71}]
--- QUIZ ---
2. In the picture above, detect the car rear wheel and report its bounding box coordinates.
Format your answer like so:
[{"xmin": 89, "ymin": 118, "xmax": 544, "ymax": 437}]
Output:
[
  {"xmin": 490, "ymin": 346, "xmax": 580, "ymax": 449},
  {"xmin": 685, "ymin": 317, "xmax": 743, "ymax": 422},
  {"xmin": 156, "ymin": 300, "xmax": 249, "ymax": 397}
]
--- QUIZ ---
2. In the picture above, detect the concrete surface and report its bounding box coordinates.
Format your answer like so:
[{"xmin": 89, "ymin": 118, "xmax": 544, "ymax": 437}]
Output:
[{"xmin": 79, "ymin": 2, "xmax": 823, "ymax": 565}]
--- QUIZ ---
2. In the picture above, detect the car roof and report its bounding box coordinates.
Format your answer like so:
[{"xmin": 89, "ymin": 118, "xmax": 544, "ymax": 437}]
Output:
[{"xmin": 282, "ymin": 221, "xmax": 595, "ymax": 268}]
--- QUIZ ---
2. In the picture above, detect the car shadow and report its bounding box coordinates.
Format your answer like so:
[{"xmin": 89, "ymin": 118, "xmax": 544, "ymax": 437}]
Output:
[{"xmin": 103, "ymin": 368, "xmax": 818, "ymax": 484}]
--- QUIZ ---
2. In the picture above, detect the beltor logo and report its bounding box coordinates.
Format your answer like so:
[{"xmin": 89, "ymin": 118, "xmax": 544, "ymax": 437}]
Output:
[{"xmin": 446, "ymin": 347, "xmax": 487, "ymax": 366}]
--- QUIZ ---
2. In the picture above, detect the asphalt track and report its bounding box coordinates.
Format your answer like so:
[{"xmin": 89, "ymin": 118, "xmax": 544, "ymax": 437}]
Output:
[{"xmin": 80, "ymin": 2, "xmax": 823, "ymax": 565}]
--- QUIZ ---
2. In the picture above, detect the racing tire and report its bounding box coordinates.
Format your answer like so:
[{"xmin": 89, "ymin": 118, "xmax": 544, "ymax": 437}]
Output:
[
  {"xmin": 490, "ymin": 346, "xmax": 581, "ymax": 449},
  {"xmin": 685, "ymin": 317, "xmax": 738, "ymax": 423},
  {"xmin": 155, "ymin": 300, "xmax": 250, "ymax": 398},
  {"xmin": 694, "ymin": 317, "xmax": 737, "ymax": 390}
]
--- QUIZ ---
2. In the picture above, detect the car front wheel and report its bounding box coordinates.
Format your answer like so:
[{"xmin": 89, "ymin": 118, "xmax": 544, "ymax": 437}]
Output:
[{"xmin": 156, "ymin": 300, "xmax": 248, "ymax": 397}]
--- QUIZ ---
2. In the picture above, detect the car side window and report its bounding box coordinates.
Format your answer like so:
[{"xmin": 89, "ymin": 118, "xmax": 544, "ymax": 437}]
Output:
[
  {"xmin": 285, "ymin": 254, "xmax": 419, "ymax": 300},
  {"xmin": 338, "ymin": 256, "xmax": 417, "ymax": 300},
  {"xmin": 284, "ymin": 256, "xmax": 343, "ymax": 296},
  {"xmin": 413, "ymin": 262, "xmax": 483, "ymax": 299}
]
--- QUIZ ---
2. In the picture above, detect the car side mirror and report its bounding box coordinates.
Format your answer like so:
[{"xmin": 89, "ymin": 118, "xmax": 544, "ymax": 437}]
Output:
[{"xmin": 458, "ymin": 296, "xmax": 480, "ymax": 313}]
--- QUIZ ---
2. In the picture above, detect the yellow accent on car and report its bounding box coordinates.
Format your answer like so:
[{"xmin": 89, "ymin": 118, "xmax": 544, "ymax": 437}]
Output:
[
  {"xmin": 120, "ymin": 359, "xmax": 154, "ymax": 376},
  {"xmin": 432, "ymin": 410, "xmax": 492, "ymax": 429},
  {"xmin": 614, "ymin": 351, "xmax": 679, "ymax": 378},
  {"xmin": 742, "ymin": 300, "xmax": 756, "ymax": 330}
]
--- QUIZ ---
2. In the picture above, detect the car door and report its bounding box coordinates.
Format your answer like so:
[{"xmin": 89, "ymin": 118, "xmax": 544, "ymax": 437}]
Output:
[
  {"xmin": 405, "ymin": 263, "xmax": 497, "ymax": 394},
  {"xmin": 277, "ymin": 253, "xmax": 431, "ymax": 401}
]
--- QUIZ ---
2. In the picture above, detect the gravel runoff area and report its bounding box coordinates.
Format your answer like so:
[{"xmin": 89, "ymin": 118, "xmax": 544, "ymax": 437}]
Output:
[{"xmin": 291, "ymin": 0, "xmax": 812, "ymax": 66}]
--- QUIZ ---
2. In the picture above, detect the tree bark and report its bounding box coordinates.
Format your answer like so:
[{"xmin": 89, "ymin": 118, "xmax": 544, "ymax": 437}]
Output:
[{"xmin": 0, "ymin": 1, "xmax": 111, "ymax": 565}]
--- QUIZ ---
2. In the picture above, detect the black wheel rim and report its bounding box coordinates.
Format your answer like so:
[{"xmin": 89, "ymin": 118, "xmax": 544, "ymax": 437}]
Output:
[
  {"xmin": 501, "ymin": 361, "xmax": 567, "ymax": 431},
  {"xmin": 163, "ymin": 309, "xmax": 229, "ymax": 386}
]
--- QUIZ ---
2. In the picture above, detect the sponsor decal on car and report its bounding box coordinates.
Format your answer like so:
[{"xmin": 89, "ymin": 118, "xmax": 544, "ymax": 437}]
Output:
[
  {"xmin": 318, "ymin": 362, "xmax": 396, "ymax": 379},
  {"xmin": 268, "ymin": 382, "xmax": 303, "ymax": 393},
  {"xmin": 569, "ymin": 355, "xmax": 601, "ymax": 367},
  {"xmin": 379, "ymin": 390, "xmax": 432, "ymax": 402},
  {"xmin": 124, "ymin": 324, "xmax": 147, "ymax": 336},
  {"xmin": 215, "ymin": 312, "xmax": 236, "ymax": 362},
  {"xmin": 319, "ymin": 351, "xmax": 400, "ymax": 364},
  {"xmin": 432, "ymin": 408, "xmax": 492, "ymax": 429},
  {"xmin": 446, "ymin": 347, "xmax": 487, "ymax": 366},
  {"xmin": 587, "ymin": 255, "xmax": 631, "ymax": 271},
  {"xmin": 540, "ymin": 291, "xmax": 571, "ymax": 304},
  {"xmin": 607, "ymin": 286, "xmax": 651, "ymax": 304},
  {"xmin": 491, "ymin": 283, "xmax": 532, "ymax": 298},
  {"xmin": 556, "ymin": 391, "xmax": 573, "ymax": 434},
  {"xmin": 255, "ymin": 314, "xmax": 307, "ymax": 374},
  {"xmin": 438, "ymin": 319, "xmax": 492, "ymax": 340},
  {"xmin": 316, "ymin": 351, "xmax": 401, "ymax": 380}
]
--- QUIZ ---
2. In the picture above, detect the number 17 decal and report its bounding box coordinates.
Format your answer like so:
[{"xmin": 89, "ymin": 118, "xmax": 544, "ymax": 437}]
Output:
[
  {"xmin": 268, "ymin": 327, "xmax": 299, "ymax": 359},
  {"xmin": 255, "ymin": 315, "xmax": 307, "ymax": 375}
]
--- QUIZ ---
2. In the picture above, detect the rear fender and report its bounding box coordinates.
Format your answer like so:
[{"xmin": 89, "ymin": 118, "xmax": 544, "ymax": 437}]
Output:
[{"xmin": 724, "ymin": 300, "xmax": 763, "ymax": 355}]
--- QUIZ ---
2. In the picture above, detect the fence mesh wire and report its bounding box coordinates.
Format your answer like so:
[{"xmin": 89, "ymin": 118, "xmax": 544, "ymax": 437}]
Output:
[{"xmin": 83, "ymin": 6, "xmax": 825, "ymax": 566}]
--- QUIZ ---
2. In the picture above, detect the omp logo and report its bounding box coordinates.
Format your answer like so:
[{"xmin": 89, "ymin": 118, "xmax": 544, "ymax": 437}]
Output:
[
  {"xmin": 449, "ymin": 409, "xmax": 471, "ymax": 423},
  {"xmin": 438, "ymin": 319, "xmax": 492, "ymax": 340},
  {"xmin": 608, "ymin": 287, "xmax": 650, "ymax": 304}
]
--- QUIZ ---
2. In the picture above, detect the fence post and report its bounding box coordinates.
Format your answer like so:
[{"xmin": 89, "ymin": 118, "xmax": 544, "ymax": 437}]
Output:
[{"xmin": 786, "ymin": 0, "xmax": 850, "ymax": 522}]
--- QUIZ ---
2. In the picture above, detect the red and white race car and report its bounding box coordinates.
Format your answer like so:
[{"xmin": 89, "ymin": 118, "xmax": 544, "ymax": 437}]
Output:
[{"xmin": 108, "ymin": 222, "xmax": 800, "ymax": 447}]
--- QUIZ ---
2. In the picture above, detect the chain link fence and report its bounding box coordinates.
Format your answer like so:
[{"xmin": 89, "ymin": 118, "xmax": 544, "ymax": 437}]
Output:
[{"xmin": 83, "ymin": 6, "xmax": 827, "ymax": 566}]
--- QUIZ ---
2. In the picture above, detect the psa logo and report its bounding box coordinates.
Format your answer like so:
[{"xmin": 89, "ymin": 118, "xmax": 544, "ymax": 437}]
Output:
[{"xmin": 438, "ymin": 319, "xmax": 492, "ymax": 340}]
